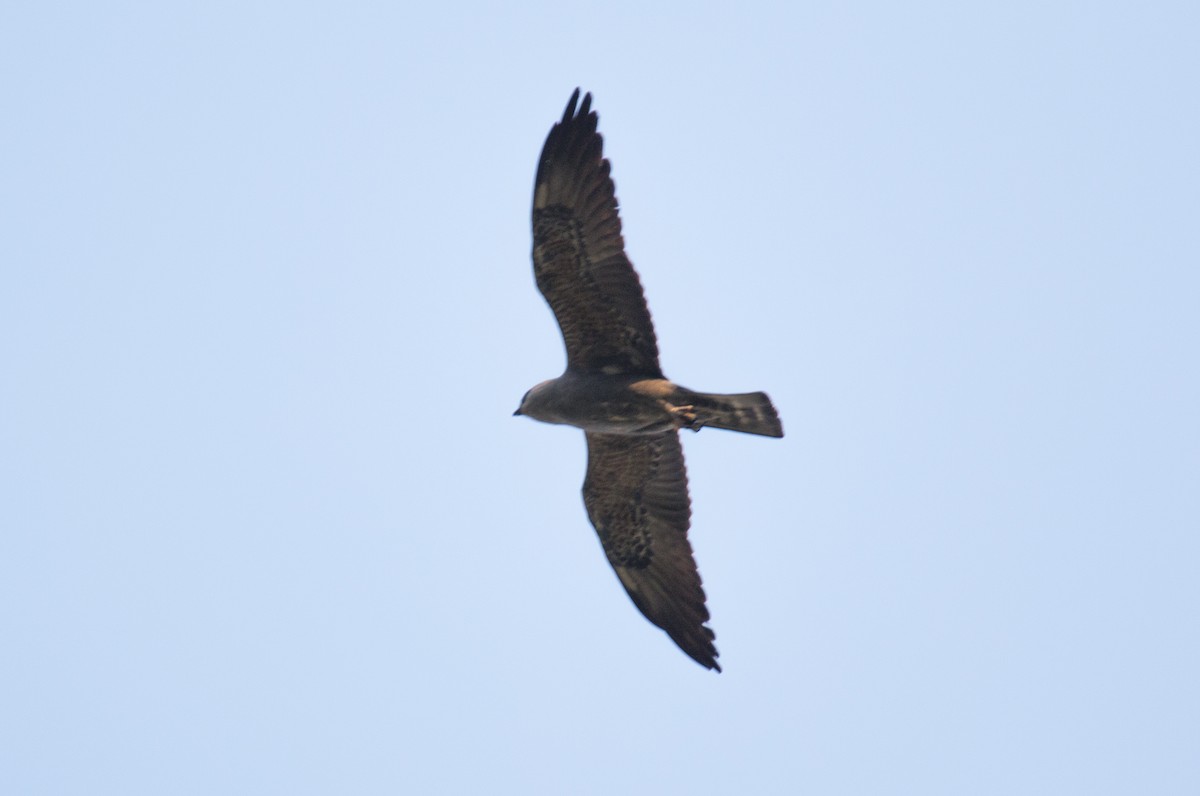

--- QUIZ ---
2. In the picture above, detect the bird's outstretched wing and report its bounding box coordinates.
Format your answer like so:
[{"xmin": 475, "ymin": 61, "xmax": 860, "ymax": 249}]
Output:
[
  {"xmin": 532, "ymin": 89, "xmax": 662, "ymax": 378},
  {"xmin": 583, "ymin": 431, "xmax": 719, "ymax": 671}
]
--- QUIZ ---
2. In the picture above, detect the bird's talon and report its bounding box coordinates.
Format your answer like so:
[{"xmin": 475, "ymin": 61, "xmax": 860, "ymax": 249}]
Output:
[{"xmin": 670, "ymin": 404, "xmax": 700, "ymax": 429}]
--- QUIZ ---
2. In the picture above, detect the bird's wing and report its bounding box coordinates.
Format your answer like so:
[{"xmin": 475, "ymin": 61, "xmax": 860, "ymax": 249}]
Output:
[
  {"xmin": 532, "ymin": 89, "xmax": 662, "ymax": 377},
  {"xmin": 583, "ymin": 431, "xmax": 719, "ymax": 670}
]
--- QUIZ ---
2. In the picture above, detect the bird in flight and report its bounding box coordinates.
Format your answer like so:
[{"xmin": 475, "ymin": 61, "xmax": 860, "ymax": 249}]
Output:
[{"xmin": 515, "ymin": 89, "xmax": 783, "ymax": 671}]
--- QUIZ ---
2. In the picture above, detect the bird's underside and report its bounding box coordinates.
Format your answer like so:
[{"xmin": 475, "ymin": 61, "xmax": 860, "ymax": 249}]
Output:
[{"xmin": 519, "ymin": 89, "xmax": 783, "ymax": 672}]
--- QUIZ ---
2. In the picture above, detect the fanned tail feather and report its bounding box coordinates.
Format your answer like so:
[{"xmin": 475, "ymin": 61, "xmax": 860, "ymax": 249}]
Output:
[{"xmin": 690, "ymin": 391, "xmax": 783, "ymax": 438}]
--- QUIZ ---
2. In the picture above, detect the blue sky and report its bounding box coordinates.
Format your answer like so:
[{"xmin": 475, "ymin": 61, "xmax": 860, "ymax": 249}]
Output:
[{"xmin": 2, "ymin": 2, "xmax": 1197, "ymax": 794}]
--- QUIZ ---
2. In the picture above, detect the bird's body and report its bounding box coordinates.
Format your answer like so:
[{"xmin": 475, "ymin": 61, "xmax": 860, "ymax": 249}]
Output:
[
  {"xmin": 518, "ymin": 373, "xmax": 782, "ymax": 438},
  {"xmin": 516, "ymin": 90, "xmax": 783, "ymax": 671}
]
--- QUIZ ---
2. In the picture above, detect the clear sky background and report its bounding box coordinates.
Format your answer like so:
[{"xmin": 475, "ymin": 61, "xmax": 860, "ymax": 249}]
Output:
[{"xmin": 2, "ymin": 2, "xmax": 1197, "ymax": 794}]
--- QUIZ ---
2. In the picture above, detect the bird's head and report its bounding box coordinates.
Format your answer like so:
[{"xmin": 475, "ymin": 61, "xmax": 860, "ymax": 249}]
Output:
[
  {"xmin": 513, "ymin": 380, "xmax": 555, "ymax": 419},
  {"xmin": 513, "ymin": 389, "xmax": 530, "ymax": 416}
]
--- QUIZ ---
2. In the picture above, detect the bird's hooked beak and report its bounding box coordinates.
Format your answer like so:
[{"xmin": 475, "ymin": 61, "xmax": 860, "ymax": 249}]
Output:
[{"xmin": 512, "ymin": 407, "xmax": 523, "ymax": 416}]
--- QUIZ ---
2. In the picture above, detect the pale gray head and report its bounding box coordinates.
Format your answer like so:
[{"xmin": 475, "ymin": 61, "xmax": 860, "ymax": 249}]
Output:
[{"xmin": 513, "ymin": 379, "xmax": 556, "ymax": 419}]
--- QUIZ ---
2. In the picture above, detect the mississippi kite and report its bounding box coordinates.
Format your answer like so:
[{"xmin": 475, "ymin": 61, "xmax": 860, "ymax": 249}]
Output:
[{"xmin": 515, "ymin": 89, "xmax": 783, "ymax": 671}]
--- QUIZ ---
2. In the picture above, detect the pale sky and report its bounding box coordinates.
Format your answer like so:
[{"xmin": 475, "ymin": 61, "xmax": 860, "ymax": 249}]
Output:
[{"xmin": 2, "ymin": 2, "xmax": 1198, "ymax": 794}]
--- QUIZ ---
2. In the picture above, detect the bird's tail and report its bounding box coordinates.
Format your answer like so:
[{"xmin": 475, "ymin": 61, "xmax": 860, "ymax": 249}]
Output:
[{"xmin": 688, "ymin": 391, "xmax": 784, "ymax": 438}]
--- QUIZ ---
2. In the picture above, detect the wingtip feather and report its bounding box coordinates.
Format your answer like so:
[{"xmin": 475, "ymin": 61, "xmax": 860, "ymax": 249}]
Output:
[{"xmin": 563, "ymin": 88, "xmax": 580, "ymax": 122}]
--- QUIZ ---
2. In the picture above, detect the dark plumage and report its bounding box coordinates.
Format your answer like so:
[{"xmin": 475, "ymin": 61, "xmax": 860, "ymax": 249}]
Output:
[
  {"xmin": 517, "ymin": 90, "xmax": 783, "ymax": 671},
  {"xmin": 531, "ymin": 90, "xmax": 662, "ymax": 377}
]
